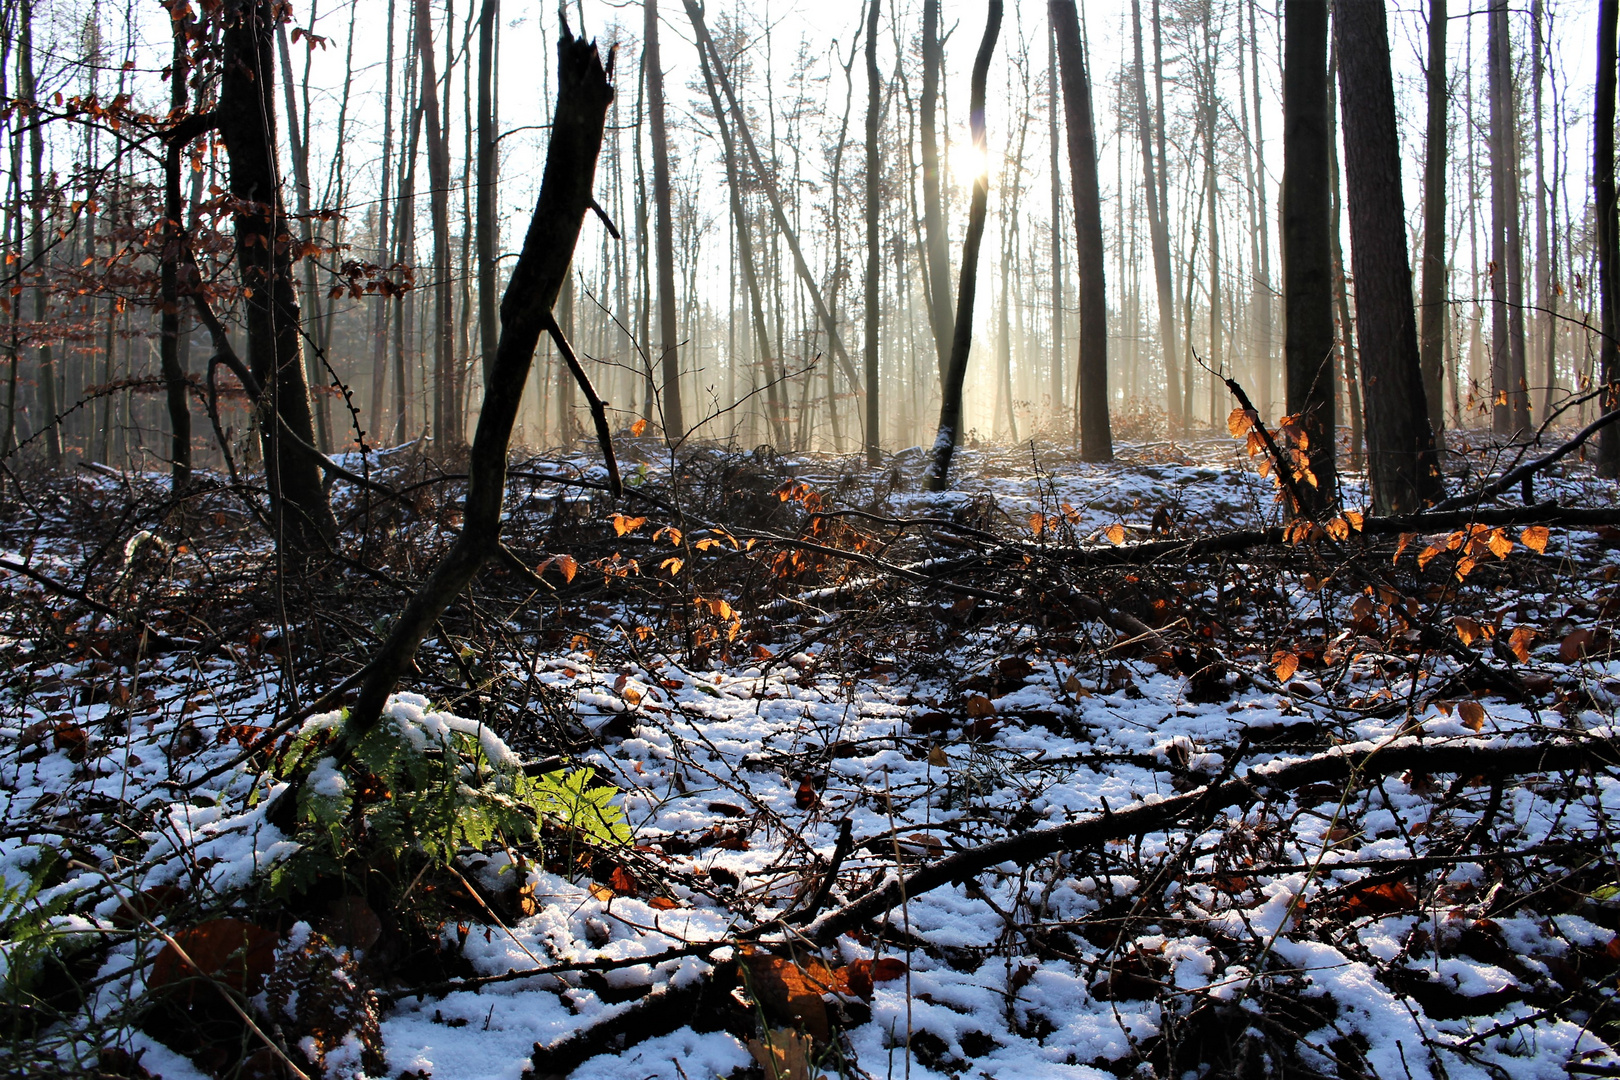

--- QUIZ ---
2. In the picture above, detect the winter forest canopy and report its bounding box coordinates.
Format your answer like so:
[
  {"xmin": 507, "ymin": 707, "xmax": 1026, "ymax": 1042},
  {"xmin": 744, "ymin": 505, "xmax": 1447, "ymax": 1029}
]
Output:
[{"xmin": 3, "ymin": 1, "xmax": 1620, "ymax": 1078}]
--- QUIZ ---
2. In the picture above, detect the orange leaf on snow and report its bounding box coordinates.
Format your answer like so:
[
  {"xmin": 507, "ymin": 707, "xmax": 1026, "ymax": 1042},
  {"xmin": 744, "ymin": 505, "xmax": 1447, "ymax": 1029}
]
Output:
[
  {"xmin": 1104, "ymin": 523, "xmax": 1127, "ymax": 546},
  {"xmin": 1271, "ymin": 651, "xmax": 1300, "ymax": 683},
  {"xmin": 648, "ymin": 896, "xmax": 679, "ymax": 911},
  {"xmin": 1520, "ymin": 525, "xmax": 1551, "ymax": 554},
  {"xmin": 1486, "ymin": 529, "xmax": 1515, "ymax": 560},
  {"xmin": 1509, "ymin": 626, "xmax": 1536, "ymax": 664},
  {"xmin": 1453, "ymin": 617, "xmax": 1484, "ymax": 646},
  {"xmin": 740, "ymin": 950, "xmax": 832, "ymax": 1041},
  {"xmin": 1560, "ymin": 628, "xmax": 1595, "ymax": 662},
  {"xmin": 964, "ymin": 694, "xmax": 996, "ymax": 718},
  {"xmin": 1457, "ymin": 700, "xmax": 1488, "ymax": 731}
]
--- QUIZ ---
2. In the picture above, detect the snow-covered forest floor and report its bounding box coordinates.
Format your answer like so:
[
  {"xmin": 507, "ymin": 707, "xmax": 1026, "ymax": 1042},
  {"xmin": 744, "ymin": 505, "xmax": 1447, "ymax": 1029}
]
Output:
[{"xmin": 2, "ymin": 432, "xmax": 1619, "ymax": 1080}]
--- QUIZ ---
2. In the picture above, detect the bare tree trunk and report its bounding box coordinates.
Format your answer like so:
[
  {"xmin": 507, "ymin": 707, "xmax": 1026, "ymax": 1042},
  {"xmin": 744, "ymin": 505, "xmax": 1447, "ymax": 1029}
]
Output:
[
  {"xmin": 160, "ymin": 12, "xmax": 194, "ymax": 489},
  {"xmin": 646, "ymin": 0, "xmax": 683, "ymax": 442},
  {"xmin": 1336, "ymin": 0, "xmax": 1443, "ymax": 513},
  {"xmin": 864, "ymin": 0, "xmax": 882, "ymax": 464},
  {"xmin": 924, "ymin": 2, "xmax": 1001, "ymax": 491},
  {"xmin": 1597, "ymin": 0, "xmax": 1619, "ymax": 475},
  {"xmin": 1282, "ymin": 0, "xmax": 1335, "ymax": 513},
  {"xmin": 684, "ymin": 0, "xmax": 865, "ymax": 427},
  {"xmin": 920, "ymin": 0, "xmax": 952, "ymax": 375},
  {"xmin": 477, "ymin": 0, "xmax": 498, "ymax": 387},
  {"xmin": 371, "ymin": 0, "xmax": 397, "ymax": 442},
  {"xmin": 1131, "ymin": 0, "xmax": 1180, "ymax": 434},
  {"xmin": 1488, "ymin": 0, "xmax": 1530, "ymax": 436},
  {"xmin": 1202, "ymin": 10, "xmax": 1222, "ymax": 433},
  {"xmin": 1049, "ymin": 23, "xmax": 1065, "ymax": 417},
  {"xmin": 1052, "ymin": 0, "xmax": 1110, "ymax": 461},
  {"xmin": 218, "ymin": 0, "xmax": 336, "ymax": 546},
  {"xmin": 1327, "ymin": 47, "xmax": 1361, "ymax": 474},
  {"xmin": 1419, "ymin": 0, "xmax": 1448, "ymax": 447},
  {"xmin": 277, "ymin": 12, "xmax": 331, "ymax": 453},
  {"xmin": 1249, "ymin": 0, "xmax": 1272, "ymax": 420},
  {"xmin": 19, "ymin": 0, "xmax": 59, "ymax": 466},
  {"xmin": 1531, "ymin": 0, "xmax": 1551, "ymax": 421},
  {"xmin": 414, "ymin": 0, "xmax": 457, "ymax": 450}
]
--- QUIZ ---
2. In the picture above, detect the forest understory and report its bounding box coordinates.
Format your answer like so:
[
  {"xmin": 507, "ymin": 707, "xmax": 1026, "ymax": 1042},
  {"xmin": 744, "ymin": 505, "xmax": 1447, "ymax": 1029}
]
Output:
[{"xmin": 1, "ymin": 430, "xmax": 1618, "ymax": 1080}]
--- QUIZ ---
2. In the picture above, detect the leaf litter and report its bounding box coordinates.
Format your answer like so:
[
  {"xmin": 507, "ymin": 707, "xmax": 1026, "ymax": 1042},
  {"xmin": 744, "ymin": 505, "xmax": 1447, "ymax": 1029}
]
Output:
[{"xmin": 0, "ymin": 437, "xmax": 1616, "ymax": 1079}]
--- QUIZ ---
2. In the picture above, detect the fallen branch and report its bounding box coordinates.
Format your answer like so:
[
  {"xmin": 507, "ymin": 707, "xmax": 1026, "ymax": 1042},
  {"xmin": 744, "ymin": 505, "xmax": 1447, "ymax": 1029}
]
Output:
[
  {"xmin": 1432, "ymin": 405, "xmax": 1620, "ymax": 511},
  {"xmin": 804, "ymin": 736, "xmax": 1620, "ymax": 945}
]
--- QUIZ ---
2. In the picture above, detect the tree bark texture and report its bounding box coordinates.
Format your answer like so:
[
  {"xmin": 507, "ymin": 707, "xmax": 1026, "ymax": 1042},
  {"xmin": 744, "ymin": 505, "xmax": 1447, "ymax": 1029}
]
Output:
[
  {"xmin": 477, "ymin": 0, "xmax": 499, "ymax": 386},
  {"xmin": 864, "ymin": 0, "xmax": 881, "ymax": 465},
  {"xmin": 160, "ymin": 13, "xmax": 194, "ymax": 490},
  {"xmin": 1597, "ymin": 0, "xmax": 1620, "ymax": 476},
  {"xmin": 20, "ymin": 0, "xmax": 60, "ymax": 466},
  {"xmin": 1282, "ymin": 0, "xmax": 1335, "ymax": 513},
  {"xmin": 218, "ymin": 0, "xmax": 337, "ymax": 547},
  {"xmin": 1419, "ymin": 0, "xmax": 1448, "ymax": 446},
  {"xmin": 347, "ymin": 23, "xmax": 613, "ymax": 739},
  {"xmin": 924, "ymin": 2, "xmax": 1001, "ymax": 492},
  {"xmin": 1335, "ymin": 0, "xmax": 1443, "ymax": 514},
  {"xmin": 1052, "ymin": 0, "xmax": 1111, "ymax": 462},
  {"xmin": 646, "ymin": 0, "xmax": 684, "ymax": 442}
]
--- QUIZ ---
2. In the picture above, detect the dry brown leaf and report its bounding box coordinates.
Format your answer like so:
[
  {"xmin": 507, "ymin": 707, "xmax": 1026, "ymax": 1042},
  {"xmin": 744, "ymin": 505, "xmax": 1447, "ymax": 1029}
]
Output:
[
  {"xmin": 1457, "ymin": 700, "xmax": 1487, "ymax": 731},
  {"xmin": 1343, "ymin": 881, "xmax": 1418, "ymax": 917},
  {"xmin": 748, "ymin": 1028, "xmax": 819, "ymax": 1080},
  {"xmin": 1487, "ymin": 529, "xmax": 1514, "ymax": 560},
  {"xmin": 927, "ymin": 746, "xmax": 949, "ymax": 767},
  {"xmin": 741, "ymin": 952, "xmax": 832, "ymax": 1041},
  {"xmin": 1227, "ymin": 407, "xmax": 1256, "ymax": 438},
  {"xmin": 148, "ymin": 919, "xmax": 277, "ymax": 998},
  {"xmin": 1560, "ymin": 628, "xmax": 1595, "ymax": 662},
  {"xmin": 1104, "ymin": 523, "xmax": 1127, "ymax": 545},
  {"xmin": 1272, "ymin": 651, "xmax": 1300, "ymax": 683},
  {"xmin": 1454, "ymin": 617, "xmax": 1483, "ymax": 646},
  {"xmin": 965, "ymin": 694, "xmax": 995, "ymax": 718}
]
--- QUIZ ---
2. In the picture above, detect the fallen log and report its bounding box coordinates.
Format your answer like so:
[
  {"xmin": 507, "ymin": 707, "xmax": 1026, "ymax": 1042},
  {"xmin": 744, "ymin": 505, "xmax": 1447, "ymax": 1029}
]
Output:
[{"xmin": 804, "ymin": 735, "xmax": 1620, "ymax": 944}]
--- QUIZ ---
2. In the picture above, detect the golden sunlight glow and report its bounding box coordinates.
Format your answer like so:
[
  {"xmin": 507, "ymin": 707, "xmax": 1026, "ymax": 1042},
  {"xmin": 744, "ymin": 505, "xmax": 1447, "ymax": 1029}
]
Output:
[{"xmin": 949, "ymin": 140, "xmax": 995, "ymax": 188}]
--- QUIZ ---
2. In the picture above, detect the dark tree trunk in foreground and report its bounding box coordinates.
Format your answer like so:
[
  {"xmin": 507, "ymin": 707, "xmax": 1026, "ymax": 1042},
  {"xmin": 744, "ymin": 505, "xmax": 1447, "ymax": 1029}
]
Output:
[
  {"xmin": 1419, "ymin": 0, "xmax": 1448, "ymax": 448},
  {"xmin": 346, "ymin": 22, "xmax": 613, "ymax": 740},
  {"xmin": 1597, "ymin": 0, "xmax": 1620, "ymax": 476},
  {"xmin": 1282, "ymin": 0, "xmax": 1335, "ymax": 513},
  {"xmin": 1336, "ymin": 0, "xmax": 1443, "ymax": 514},
  {"xmin": 218, "ymin": 0, "xmax": 336, "ymax": 546},
  {"xmin": 924, "ymin": 2, "xmax": 1001, "ymax": 492},
  {"xmin": 646, "ymin": 0, "xmax": 683, "ymax": 442},
  {"xmin": 160, "ymin": 13, "xmax": 194, "ymax": 490},
  {"xmin": 920, "ymin": 0, "xmax": 952, "ymax": 375},
  {"xmin": 1131, "ymin": 0, "xmax": 1179, "ymax": 437},
  {"xmin": 1052, "ymin": 0, "xmax": 1110, "ymax": 461},
  {"xmin": 864, "ymin": 0, "xmax": 881, "ymax": 464}
]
